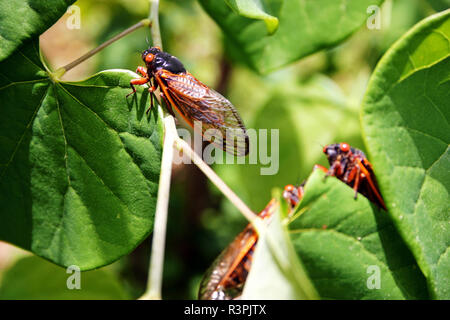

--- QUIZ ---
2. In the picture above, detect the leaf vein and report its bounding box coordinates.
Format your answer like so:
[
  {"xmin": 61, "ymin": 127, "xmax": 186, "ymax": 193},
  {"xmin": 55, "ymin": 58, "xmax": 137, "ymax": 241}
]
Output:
[{"xmin": 0, "ymin": 84, "xmax": 49, "ymax": 181}]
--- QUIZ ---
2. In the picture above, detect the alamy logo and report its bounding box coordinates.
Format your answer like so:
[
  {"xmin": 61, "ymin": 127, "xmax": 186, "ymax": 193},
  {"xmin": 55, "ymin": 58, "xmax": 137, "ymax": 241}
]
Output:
[
  {"xmin": 66, "ymin": 265, "xmax": 81, "ymax": 290},
  {"xmin": 66, "ymin": 5, "xmax": 81, "ymax": 30},
  {"xmin": 367, "ymin": 5, "xmax": 381, "ymax": 30},
  {"xmin": 366, "ymin": 265, "xmax": 381, "ymax": 289}
]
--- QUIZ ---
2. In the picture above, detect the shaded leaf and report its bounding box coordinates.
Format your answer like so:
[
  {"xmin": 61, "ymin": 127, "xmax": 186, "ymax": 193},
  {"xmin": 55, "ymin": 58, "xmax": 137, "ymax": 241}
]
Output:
[
  {"xmin": 361, "ymin": 9, "xmax": 450, "ymax": 299},
  {"xmin": 0, "ymin": 41, "xmax": 163, "ymax": 270},
  {"xmin": 427, "ymin": 0, "xmax": 450, "ymax": 12},
  {"xmin": 0, "ymin": 0, "xmax": 76, "ymax": 61}
]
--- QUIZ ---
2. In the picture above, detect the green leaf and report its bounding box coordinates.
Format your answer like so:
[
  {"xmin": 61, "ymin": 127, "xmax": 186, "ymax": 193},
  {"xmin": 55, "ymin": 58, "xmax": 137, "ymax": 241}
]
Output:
[
  {"xmin": 0, "ymin": 0, "xmax": 76, "ymax": 61},
  {"xmin": 289, "ymin": 170, "xmax": 428, "ymax": 299},
  {"xmin": 0, "ymin": 256, "xmax": 130, "ymax": 299},
  {"xmin": 225, "ymin": 0, "xmax": 280, "ymax": 35},
  {"xmin": 241, "ymin": 194, "xmax": 319, "ymax": 299},
  {"xmin": 199, "ymin": 0, "xmax": 384, "ymax": 73},
  {"xmin": 361, "ymin": 10, "xmax": 450, "ymax": 299},
  {"xmin": 0, "ymin": 41, "xmax": 163, "ymax": 270}
]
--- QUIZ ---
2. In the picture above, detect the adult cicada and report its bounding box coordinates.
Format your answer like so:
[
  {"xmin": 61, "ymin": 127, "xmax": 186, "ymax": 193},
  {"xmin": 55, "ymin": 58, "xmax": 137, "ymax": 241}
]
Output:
[
  {"xmin": 128, "ymin": 47, "xmax": 249, "ymax": 156},
  {"xmin": 316, "ymin": 142, "xmax": 386, "ymax": 210}
]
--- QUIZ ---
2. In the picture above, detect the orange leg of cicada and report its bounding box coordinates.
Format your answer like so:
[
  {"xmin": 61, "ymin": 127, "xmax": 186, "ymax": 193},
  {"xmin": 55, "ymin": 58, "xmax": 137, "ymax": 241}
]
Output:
[
  {"xmin": 146, "ymin": 81, "xmax": 159, "ymax": 114},
  {"xmin": 350, "ymin": 166, "xmax": 361, "ymax": 200},
  {"xmin": 126, "ymin": 77, "xmax": 149, "ymax": 98},
  {"xmin": 136, "ymin": 66, "xmax": 147, "ymax": 77},
  {"xmin": 127, "ymin": 66, "xmax": 150, "ymax": 98}
]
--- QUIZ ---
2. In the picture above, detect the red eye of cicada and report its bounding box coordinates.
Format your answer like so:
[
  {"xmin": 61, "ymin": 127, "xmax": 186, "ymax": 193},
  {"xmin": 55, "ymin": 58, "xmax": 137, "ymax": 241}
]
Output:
[
  {"xmin": 339, "ymin": 143, "xmax": 350, "ymax": 152},
  {"xmin": 145, "ymin": 53, "xmax": 155, "ymax": 63},
  {"xmin": 284, "ymin": 184, "xmax": 295, "ymax": 192}
]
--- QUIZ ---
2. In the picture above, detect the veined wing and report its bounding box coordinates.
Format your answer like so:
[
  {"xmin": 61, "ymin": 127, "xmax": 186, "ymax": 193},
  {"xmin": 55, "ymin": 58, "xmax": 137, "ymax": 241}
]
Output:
[
  {"xmin": 198, "ymin": 199, "xmax": 276, "ymax": 300},
  {"xmin": 198, "ymin": 225, "xmax": 257, "ymax": 300},
  {"xmin": 160, "ymin": 72, "xmax": 249, "ymax": 156}
]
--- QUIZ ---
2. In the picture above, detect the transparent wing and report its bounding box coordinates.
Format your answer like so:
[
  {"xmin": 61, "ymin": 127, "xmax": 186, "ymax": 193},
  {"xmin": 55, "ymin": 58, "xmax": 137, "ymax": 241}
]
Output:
[
  {"xmin": 197, "ymin": 199, "xmax": 276, "ymax": 300},
  {"xmin": 198, "ymin": 226, "xmax": 256, "ymax": 300},
  {"xmin": 161, "ymin": 72, "xmax": 249, "ymax": 156}
]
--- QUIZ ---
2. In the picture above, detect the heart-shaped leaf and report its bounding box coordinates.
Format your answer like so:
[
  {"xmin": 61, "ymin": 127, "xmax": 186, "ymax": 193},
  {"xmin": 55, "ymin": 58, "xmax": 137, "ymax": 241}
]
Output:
[
  {"xmin": 199, "ymin": 0, "xmax": 384, "ymax": 73},
  {"xmin": 0, "ymin": 0, "xmax": 76, "ymax": 61},
  {"xmin": 361, "ymin": 10, "xmax": 450, "ymax": 299},
  {"xmin": 289, "ymin": 170, "xmax": 428, "ymax": 299},
  {"xmin": 0, "ymin": 40, "xmax": 163, "ymax": 270}
]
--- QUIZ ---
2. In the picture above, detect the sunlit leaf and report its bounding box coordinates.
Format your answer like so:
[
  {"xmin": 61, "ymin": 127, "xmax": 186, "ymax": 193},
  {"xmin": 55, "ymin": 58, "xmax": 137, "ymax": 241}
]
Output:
[
  {"xmin": 289, "ymin": 170, "xmax": 428, "ymax": 299},
  {"xmin": 361, "ymin": 9, "xmax": 450, "ymax": 299},
  {"xmin": 0, "ymin": 0, "xmax": 76, "ymax": 61}
]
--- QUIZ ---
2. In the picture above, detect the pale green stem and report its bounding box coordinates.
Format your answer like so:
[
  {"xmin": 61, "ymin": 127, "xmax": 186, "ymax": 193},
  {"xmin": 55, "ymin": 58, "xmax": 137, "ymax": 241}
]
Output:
[
  {"xmin": 140, "ymin": 114, "xmax": 177, "ymax": 300},
  {"xmin": 174, "ymin": 138, "xmax": 258, "ymax": 224},
  {"xmin": 149, "ymin": 0, "xmax": 162, "ymax": 48}
]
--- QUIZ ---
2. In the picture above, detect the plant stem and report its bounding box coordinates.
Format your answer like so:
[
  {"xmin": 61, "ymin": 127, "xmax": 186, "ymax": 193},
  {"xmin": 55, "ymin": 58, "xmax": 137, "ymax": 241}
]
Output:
[
  {"xmin": 141, "ymin": 114, "xmax": 176, "ymax": 300},
  {"xmin": 174, "ymin": 138, "xmax": 258, "ymax": 224},
  {"xmin": 54, "ymin": 19, "xmax": 151, "ymax": 77},
  {"xmin": 149, "ymin": 0, "xmax": 162, "ymax": 48}
]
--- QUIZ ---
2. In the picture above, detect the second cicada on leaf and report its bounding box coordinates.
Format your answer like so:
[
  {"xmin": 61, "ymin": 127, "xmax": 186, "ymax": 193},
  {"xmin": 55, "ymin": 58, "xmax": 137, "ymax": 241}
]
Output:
[{"xmin": 315, "ymin": 142, "xmax": 387, "ymax": 210}]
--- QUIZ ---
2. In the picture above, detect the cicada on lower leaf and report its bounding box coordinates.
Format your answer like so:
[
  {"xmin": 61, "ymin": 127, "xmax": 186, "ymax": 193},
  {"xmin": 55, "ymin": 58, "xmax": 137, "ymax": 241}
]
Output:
[
  {"xmin": 127, "ymin": 47, "xmax": 249, "ymax": 156},
  {"xmin": 315, "ymin": 142, "xmax": 387, "ymax": 210},
  {"xmin": 198, "ymin": 184, "xmax": 304, "ymax": 300}
]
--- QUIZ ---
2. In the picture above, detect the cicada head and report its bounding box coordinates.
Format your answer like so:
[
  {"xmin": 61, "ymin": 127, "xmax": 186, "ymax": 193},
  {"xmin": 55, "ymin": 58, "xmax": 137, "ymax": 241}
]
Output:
[
  {"xmin": 141, "ymin": 47, "xmax": 160, "ymax": 66},
  {"xmin": 283, "ymin": 184, "xmax": 304, "ymax": 209},
  {"xmin": 323, "ymin": 144, "xmax": 341, "ymax": 164}
]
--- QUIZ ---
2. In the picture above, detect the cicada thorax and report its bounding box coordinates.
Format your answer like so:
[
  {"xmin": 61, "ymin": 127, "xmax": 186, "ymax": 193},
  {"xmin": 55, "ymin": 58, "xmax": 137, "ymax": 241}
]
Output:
[
  {"xmin": 322, "ymin": 143, "xmax": 386, "ymax": 210},
  {"xmin": 143, "ymin": 48, "xmax": 186, "ymax": 75}
]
